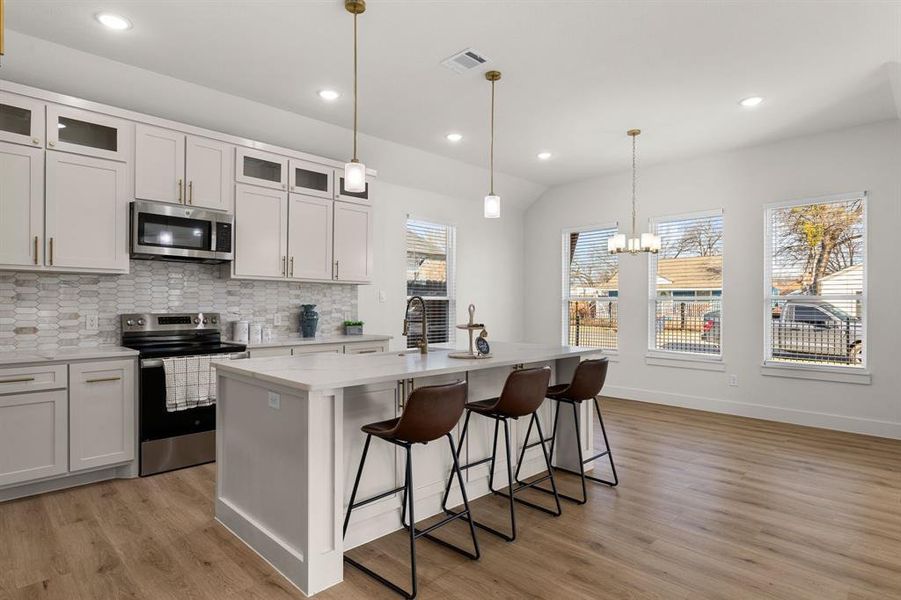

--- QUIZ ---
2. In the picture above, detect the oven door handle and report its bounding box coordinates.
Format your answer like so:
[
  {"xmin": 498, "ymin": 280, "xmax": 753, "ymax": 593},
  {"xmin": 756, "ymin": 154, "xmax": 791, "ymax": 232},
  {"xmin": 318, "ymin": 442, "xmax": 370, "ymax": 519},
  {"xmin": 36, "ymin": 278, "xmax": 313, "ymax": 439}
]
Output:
[{"xmin": 140, "ymin": 352, "xmax": 248, "ymax": 369}]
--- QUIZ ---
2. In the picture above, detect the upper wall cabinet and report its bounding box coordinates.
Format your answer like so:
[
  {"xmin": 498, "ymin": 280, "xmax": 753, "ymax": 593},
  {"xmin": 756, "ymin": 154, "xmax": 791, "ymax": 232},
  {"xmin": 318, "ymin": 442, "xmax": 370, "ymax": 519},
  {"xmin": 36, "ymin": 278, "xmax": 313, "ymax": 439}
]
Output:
[
  {"xmin": 333, "ymin": 201, "xmax": 373, "ymax": 282},
  {"xmin": 135, "ymin": 125, "xmax": 234, "ymax": 211},
  {"xmin": 0, "ymin": 142, "xmax": 44, "ymax": 268},
  {"xmin": 289, "ymin": 159, "xmax": 333, "ymax": 199},
  {"xmin": 233, "ymin": 183, "xmax": 288, "ymax": 279},
  {"xmin": 45, "ymin": 152, "xmax": 129, "ymax": 272},
  {"xmin": 335, "ymin": 172, "xmax": 370, "ymax": 205},
  {"xmin": 236, "ymin": 147, "xmax": 288, "ymax": 191},
  {"xmin": 0, "ymin": 93, "xmax": 45, "ymax": 148},
  {"xmin": 46, "ymin": 105, "xmax": 132, "ymax": 162}
]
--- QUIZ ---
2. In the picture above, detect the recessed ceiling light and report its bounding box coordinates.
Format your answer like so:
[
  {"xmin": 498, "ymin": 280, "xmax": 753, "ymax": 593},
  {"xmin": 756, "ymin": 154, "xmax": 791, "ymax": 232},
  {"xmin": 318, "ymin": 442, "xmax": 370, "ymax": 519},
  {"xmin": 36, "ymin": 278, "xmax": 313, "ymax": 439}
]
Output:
[
  {"xmin": 739, "ymin": 96, "xmax": 764, "ymax": 108},
  {"xmin": 445, "ymin": 132, "xmax": 463, "ymax": 143},
  {"xmin": 318, "ymin": 89, "xmax": 341, "ymax": 101},
  {"xmin": 95, "ymin": 13, "xmax": 132, "ymax": 30},
  {"xmin": 537, "ymin": 152, "xmax": 552, "ymax": 160}
]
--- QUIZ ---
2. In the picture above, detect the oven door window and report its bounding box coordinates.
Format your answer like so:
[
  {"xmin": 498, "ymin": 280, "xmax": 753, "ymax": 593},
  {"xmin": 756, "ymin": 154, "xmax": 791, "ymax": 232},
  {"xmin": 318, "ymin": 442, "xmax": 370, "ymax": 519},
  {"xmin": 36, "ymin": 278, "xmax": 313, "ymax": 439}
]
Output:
[{"xmin": 138, "ymin": 214, "xmax": 212, "ymax": 251}]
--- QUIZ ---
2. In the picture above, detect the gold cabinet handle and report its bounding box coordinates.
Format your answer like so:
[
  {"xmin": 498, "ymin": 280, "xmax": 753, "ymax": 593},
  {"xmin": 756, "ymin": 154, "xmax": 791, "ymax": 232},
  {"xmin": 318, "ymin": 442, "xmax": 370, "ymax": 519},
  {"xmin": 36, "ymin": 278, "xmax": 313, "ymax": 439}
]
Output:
[
  {"xmin": 32, "ymin": 137, "xmax": 41, "ymax": 145},
  {"xmin": 289, "ymin": 256, "xmax": 294, "ymax": 278},
  {"xmin": 335, "ymin": 260, "xmax": 340, "ymax": 280},
  {"xmin": 49, "ymin": 238, "xmax": 54, "ymax": 266},
  {"xmin": 0, "ymin": 376, "xmax": 36, "ymax": 384},
  {"xmin": 188, "ymin": 181, "xmax": 194, "ymax": 205},
  {"xmin": 178, "ymin": 178, "xmax": 184, "ymax": 203},
  {"xmin": 48, "ymin": 141, "xmax": 56, "ymax": 147},
  {"xmin": 34, "ymin": 236, "xmax": 39, "ymax": 265},
  {"xmin": 86, "ymin": 376, "xmax": 121, "ymax": 383},
  {"xmin": 281, "ymin": 256, "xmax": 286, "ymax": 276}
]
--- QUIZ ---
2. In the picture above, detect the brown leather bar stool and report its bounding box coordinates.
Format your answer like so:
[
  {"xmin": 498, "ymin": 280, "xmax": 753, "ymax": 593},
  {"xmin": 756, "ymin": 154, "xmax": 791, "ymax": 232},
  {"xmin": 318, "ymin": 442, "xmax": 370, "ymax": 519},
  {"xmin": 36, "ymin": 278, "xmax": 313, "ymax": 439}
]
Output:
[
  {"xmin": 518, "ymin": 358, "xmax": 618, "ymax": 505},
  {"xmin": 441, "ymin": 366, "xmax": 561, "ymax": 542},
  {"xmin": 343, "ymin": 380, "xmax": 479, "ymax": 600}
]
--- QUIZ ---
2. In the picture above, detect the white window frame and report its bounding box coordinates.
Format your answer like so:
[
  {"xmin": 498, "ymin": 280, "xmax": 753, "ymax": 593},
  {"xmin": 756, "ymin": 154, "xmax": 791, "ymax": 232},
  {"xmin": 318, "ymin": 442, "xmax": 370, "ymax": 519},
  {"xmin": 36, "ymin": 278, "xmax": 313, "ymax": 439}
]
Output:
[
  {"xmin": 762, "ymin": 192, "xmax": 868, "ymax": 378},
  {"xmin": 647, "ymin": 208, "xmax": 725, "ymax": 364},
  {"xmin": 405, "ymin": 217, "xmax": 456, "ymax": 347},
  {"xmin": 561, "ymin": 222, "xmax": 619, "ymax": 353}
]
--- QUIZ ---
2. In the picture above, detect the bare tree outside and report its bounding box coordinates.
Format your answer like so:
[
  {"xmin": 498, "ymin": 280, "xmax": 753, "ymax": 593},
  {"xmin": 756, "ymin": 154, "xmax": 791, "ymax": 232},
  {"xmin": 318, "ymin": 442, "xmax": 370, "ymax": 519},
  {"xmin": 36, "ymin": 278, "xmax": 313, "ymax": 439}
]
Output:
[{"xmin": 664, "ymin": 220, "xmax": 724, "ymax": 258}]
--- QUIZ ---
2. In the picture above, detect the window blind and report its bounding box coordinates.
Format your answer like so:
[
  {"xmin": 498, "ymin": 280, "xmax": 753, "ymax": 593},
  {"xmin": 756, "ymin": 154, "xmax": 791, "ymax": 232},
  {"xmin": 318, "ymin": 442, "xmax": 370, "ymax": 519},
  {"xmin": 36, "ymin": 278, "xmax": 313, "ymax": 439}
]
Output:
[
  {"xmin": 766, "ymin": 195, "xmax": 866, "ymax": 367},
  {"xmin": 649, "ymin": 212, "xmax": 723, "ymax": 356},
  {"xmin": 406, "ymin": 219, "xmax": 455, "ymax": 347},
  {"xmin": 563, "ymin": 226, "xmax": 619, "ymax": 350}
]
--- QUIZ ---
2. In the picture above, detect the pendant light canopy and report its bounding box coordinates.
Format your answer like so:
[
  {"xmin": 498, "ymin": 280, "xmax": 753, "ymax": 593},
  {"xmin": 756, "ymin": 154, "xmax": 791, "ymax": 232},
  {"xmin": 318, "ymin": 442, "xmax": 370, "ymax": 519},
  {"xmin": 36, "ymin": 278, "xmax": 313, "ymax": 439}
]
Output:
[
  {"xmin": 344, "ymin": 0, "xmax": 366, "ymax": 193},
  {"xmin": 484, "ymin": 70, "xmax": 502, "ymax": 219},
  {"xmin": 609, "ymin": 129, "xmax": 661, "ymax": 254}
]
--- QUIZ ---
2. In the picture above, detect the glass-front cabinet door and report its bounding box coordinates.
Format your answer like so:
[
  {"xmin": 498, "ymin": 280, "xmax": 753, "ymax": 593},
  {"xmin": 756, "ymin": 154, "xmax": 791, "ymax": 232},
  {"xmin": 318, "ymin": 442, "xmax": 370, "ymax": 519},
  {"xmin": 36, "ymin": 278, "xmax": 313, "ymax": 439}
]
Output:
[
  {"xmin": 46, "ymin": 104, "xmax": 132, "ymax": 162},
  {"xmin": 235, "ymin": 147, "xmax": 287, "ymax": 191},
  {"xmin": 335, "ymin": 171, "xmax": 370, "ymax": 204},
  {"xmin": 288, "ymin": 159, "xmax": 333, "ymax": 198},
  {"xmin": 0, "ymin": 93, "xmax": 45, "ymax": 148}
]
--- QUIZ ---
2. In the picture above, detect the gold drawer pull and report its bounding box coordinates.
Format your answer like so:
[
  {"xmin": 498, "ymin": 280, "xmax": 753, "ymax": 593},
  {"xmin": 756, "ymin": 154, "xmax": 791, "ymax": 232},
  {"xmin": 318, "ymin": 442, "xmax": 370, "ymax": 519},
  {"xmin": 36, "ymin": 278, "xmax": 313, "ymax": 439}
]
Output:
[
  {"xmin": 0, "ymin": 376, "xmax": 36, "ymax": 384},
  {"xmin": 85, "ymin": 376, "xmax": 121, "ymax": 383},
  {"xmin": 34, "ymin": 236, "xmax": 39, "ymax": 265}
]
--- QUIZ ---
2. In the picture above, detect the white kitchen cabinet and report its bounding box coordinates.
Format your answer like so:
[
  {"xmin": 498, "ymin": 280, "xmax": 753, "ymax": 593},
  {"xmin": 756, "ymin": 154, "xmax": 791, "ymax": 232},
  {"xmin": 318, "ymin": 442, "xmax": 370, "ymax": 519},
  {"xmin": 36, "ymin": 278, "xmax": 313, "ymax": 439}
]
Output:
[
  {"xmin": 0, "ymin": 93, "xmax": 45, "ymax": 148},
  {"xmin": 236, "ymin": 147, "xmax": 288, "ymax": 191},
  {"xmin": 335, "ymin": 171, "xmax": 370, "ymax": 205},
  {"xmin": 333, "ymin": 201, "xmax": 373, "ymax": 282},
  {"xmin": 46, "ymin": 104, "xmax": 132, "ymax": 162},
  {"xmin": 135, "ymin": 124, "xmax": 186, "ymax": 204},
  {"xmin": 45, "ymin": 152, "xmax": 129, "ymax": 272},
  {"xmin": 233, "ymin": 183, "xmax": 288, "ymax": 279},
  {"xmin": 287, "ymin": 194, "xmax": 333, "ymax": 280},
  {"xmin": 0, "ymin": 390, "xmax": 69, "ymax": 487},
  {"xmin": 68, "ymin": 360, "xmax": 135, "ymax": 472},
  {"xmin": 292, "ymin": 344, "xmax": 344, "ymax": 356},
  {"xmin": 344, "ymin": 343, "xmax": 388, "ymax": 355},
  {"xmin": 136, "ymin": 126, "xmax": 234, "ymax": 211},
  {"xmin": 289, "ymin": 159, "xmax": 333, "ymax": 198},
  {"xmin": 0, "ymin": 142, "xmax": 44, "ymax": 268},
  {"xmin": 185, "ymin": 135, "xmax": 234, "ymax": 211}
]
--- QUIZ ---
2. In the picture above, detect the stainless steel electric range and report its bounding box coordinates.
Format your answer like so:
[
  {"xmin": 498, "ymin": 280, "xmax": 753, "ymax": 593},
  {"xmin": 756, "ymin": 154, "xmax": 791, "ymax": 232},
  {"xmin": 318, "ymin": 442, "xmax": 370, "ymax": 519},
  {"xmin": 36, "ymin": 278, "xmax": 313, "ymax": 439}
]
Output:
[{"xmin": 120, "ymin": 312, "xmax": 247, "ymax": 476}]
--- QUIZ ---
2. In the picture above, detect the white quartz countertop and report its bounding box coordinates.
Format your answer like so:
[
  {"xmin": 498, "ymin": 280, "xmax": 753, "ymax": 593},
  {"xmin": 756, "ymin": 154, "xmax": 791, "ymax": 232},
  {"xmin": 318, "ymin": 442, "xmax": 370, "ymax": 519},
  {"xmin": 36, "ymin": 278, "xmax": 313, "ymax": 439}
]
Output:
[
  {"xmin": 213, "ymin": 342, "xmax": 604, "ymax": 392},
  {"xmin": 241, "ymin": 333, "xmax": 391, "ymax": 349},
  {"xmin": 0, "ymin": 346, "xmax": 139, "ymax": 367}
]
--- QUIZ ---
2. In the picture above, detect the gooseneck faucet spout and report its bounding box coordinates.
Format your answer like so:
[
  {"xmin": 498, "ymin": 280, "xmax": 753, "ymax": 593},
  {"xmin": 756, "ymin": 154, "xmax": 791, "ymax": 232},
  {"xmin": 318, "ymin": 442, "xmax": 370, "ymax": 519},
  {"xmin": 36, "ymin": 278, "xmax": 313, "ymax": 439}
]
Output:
[{"xmin": 403, "ymin": 296, "xmax": 429, "ymax": 354}]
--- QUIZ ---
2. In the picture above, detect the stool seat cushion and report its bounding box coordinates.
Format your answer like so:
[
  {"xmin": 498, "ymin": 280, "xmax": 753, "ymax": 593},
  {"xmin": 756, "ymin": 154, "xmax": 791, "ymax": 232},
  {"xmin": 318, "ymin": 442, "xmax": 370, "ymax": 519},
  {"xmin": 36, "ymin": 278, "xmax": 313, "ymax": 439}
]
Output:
[
  {"xmin": 361, "ymin": 417, "xmax": 402, "ymax": 438},
  {"xmin": 465, "ymin": 398, "xmax": 501, "ymax": 415}
]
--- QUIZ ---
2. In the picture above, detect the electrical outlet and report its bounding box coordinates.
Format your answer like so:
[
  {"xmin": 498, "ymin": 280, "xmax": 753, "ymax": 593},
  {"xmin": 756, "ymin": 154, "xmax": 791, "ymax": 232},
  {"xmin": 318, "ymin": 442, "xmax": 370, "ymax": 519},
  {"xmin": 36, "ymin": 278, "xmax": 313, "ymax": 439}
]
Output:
[
  {"xmin": 728, "ymin": 374, "xmax": 738, "ymax": 387},
  {"xmin": 273, "ymin": 314, "xmax": 282, "ymax": 326},
  {"xmin": 268, "ymin": 392, "xmax": 281, "ymax": 410},
  {"xmin": 85, "ymin": 313, "xmax": 99, "ymax": 332},
  {"xmin": 379, "ymin": 289, "xmax": 387, "ymax": 303}
]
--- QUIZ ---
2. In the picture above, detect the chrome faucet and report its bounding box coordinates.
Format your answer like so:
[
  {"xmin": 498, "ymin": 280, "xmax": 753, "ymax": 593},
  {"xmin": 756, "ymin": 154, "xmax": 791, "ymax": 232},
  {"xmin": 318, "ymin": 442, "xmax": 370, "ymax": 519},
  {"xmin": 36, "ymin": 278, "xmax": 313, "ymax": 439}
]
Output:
[{"xmin": 403, "ymin": 296, "xmax": 429, "ymax": 354}]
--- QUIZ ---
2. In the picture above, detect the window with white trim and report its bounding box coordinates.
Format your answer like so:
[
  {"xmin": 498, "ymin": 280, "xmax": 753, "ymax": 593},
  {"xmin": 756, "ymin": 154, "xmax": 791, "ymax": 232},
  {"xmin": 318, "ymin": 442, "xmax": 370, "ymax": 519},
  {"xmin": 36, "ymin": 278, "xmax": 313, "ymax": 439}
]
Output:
[
  {"xmin": 406, "ymin": 219, "xmax": 455, "ymax": 348},
  {"xmin": 563, "ymin": 225, "xmax": 619, "ymax": 350},
  {"xmin": 765, "ymin": 193, "xmax": 866, "ymax": 368},
  {"xmin": 649, "ymin": 211, "xmax": 723, "ymax": 357}
]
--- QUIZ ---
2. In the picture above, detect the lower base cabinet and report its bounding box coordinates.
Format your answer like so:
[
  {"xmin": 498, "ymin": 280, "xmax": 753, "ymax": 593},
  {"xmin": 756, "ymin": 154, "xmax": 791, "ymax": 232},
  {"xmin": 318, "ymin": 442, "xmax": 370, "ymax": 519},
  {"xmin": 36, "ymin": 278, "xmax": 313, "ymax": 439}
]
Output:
[
  {"xmin": 0, "ymin": 390, "xmax": 68, "ymax": 487},
  {"xmin": 69, "ymin": 359, "xmax": 135, "ymax": 472}
]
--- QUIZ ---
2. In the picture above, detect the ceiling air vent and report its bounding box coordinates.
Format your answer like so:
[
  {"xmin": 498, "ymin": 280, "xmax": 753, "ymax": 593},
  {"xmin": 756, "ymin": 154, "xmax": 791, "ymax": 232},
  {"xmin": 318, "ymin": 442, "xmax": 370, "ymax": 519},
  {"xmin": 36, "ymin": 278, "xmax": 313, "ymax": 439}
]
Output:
[{"xmin": 441, "ymin": 48, "xmax": 489, "ymax": 74}]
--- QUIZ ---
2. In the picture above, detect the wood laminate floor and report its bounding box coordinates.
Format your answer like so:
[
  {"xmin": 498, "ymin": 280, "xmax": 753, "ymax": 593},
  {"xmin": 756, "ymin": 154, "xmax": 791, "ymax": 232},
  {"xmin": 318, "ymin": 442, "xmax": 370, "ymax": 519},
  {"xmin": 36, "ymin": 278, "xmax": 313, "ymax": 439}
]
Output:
[{"xmin": 1, "ymin": 398, "xmax": 900, "ymax": 600}]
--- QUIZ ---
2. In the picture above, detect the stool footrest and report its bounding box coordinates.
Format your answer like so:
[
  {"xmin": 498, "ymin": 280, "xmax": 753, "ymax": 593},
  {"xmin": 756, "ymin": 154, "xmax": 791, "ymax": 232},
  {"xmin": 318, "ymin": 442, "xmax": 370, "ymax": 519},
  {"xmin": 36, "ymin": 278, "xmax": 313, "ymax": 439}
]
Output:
[
  {"xmin": 344, "ymin": 556, "xmax": 414, "ymax": 599},
  {"xmin": 457, "ymin": 455, "xmax": 493, "ymax": 471},
  {"xmin": 349, "ymin": 485, "xmax": 406, "ymax": 511}
]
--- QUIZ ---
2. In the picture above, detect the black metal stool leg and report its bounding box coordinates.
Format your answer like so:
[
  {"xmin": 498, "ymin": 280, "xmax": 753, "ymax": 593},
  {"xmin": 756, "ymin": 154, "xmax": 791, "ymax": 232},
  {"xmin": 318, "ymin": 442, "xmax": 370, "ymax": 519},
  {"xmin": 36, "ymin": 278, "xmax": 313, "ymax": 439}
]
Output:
[
  {"xmin": 583, "ymin": 397, "xmax": 618, "ymax": 487},
  {"xmin": 440, "ymin": 410, "xmax": 471, "ymax": 512},
  {"xmin": 506, "ymin": 412, "xmax": 563, "ymax": 517},
  {"xmin": 343, "ymin": 434, "xmax": 371, "ymax": 538}
]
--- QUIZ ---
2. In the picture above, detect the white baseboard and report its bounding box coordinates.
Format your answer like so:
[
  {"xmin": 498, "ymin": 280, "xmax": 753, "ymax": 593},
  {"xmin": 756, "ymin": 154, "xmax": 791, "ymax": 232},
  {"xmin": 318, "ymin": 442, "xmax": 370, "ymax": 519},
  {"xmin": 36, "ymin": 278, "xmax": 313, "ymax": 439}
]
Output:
[
  {"xmin": 604, "ymin": 385, "xmax": 901, "ymax": 440},
  {"xmin": 0, "ymin": 462, "xmax": 135, "ymax": 503}
]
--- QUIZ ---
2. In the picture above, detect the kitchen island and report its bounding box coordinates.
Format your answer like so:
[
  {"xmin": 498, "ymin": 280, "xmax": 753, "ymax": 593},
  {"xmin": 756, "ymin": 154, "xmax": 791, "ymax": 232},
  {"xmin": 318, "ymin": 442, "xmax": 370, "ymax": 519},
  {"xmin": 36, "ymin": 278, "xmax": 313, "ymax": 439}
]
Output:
[{"xmin": 213, "ymin": 342, "xmax": 603, "ymax": 596}]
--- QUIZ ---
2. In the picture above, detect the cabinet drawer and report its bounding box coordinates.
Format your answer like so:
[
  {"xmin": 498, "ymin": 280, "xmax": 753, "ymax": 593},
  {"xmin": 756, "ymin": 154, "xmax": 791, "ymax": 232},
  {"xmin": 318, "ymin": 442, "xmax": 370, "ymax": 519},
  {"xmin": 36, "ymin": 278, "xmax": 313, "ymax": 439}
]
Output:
[
  {"xmin": 344, "ymin": 343, "xmax": 387, "ymax": 355},
  {"xmin": 0, "ymin": 389, "xmax": 69, "ymax": 487},
  {"xmin": 249, "ymin": 347, "xmax": 293, "ymax": 358},
  {"xmin": 0, "ymin": 364, "xmax": 68, "ymax": 395},
  {"xmin": 292, "ymin": 344, "xmax": 343, "ymax": 356}
]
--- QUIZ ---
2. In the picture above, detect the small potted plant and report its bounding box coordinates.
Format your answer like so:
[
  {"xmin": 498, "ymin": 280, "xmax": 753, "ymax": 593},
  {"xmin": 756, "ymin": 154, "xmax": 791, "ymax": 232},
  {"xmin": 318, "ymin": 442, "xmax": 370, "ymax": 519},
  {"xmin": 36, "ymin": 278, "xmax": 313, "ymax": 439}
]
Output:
[{"xmin": 343, "ymin": 320, "xmax": 364, "ymax": 335}]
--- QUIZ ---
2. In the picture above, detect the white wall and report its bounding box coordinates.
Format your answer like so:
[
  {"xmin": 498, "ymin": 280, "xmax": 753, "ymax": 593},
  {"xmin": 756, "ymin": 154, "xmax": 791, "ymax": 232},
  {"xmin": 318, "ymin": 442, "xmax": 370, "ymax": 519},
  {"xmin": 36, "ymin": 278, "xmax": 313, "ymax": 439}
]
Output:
[
  {"xmin": 525, "ymin": 121, "xmax": 901, "ymax": 439},
  {"xmin": 1, "ymin": 31, "xmax": 534, "ymax": 348}
]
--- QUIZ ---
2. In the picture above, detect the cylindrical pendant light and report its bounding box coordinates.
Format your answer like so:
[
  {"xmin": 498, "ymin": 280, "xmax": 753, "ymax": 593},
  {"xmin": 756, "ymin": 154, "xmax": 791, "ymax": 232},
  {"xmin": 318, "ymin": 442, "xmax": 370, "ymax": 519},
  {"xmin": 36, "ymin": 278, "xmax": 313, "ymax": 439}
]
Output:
[
  {"xmin": 484, "ymin": 70, "xmax": 502, "ymax": 219},
  {"xmin": 344, "ymin": 0, "xmax": 366, "ymax": 192}
]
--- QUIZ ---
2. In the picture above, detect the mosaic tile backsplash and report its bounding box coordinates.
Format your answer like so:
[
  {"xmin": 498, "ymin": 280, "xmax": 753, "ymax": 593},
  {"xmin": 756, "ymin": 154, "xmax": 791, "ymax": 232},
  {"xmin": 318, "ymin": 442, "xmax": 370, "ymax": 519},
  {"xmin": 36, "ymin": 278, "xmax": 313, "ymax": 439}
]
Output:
[{"xmin": 0, "ymin": 261, "xmax": 357, "ymax": 352}]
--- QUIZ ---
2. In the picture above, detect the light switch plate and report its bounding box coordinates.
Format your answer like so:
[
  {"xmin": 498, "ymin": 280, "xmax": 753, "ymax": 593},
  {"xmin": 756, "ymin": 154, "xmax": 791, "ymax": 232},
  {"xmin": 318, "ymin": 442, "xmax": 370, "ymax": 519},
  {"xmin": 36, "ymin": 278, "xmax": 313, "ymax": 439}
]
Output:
[
  {"xmin": 268, "ymin": 392, "xmax": 281, "ymax": 409},
  {"xmin": 379, "ymin": 290, "xmax": 387, "ymax": 303},
  {"xmin": 85, "ymin": 313, "xmax": 99, "ymax": 332},
  {"xmin": 728, "ymin": 374, "xmax": 738, "ymax": 387},
  {"xmin": 273, "ymin": 314, "xmax": 282, "ymax": 326}
]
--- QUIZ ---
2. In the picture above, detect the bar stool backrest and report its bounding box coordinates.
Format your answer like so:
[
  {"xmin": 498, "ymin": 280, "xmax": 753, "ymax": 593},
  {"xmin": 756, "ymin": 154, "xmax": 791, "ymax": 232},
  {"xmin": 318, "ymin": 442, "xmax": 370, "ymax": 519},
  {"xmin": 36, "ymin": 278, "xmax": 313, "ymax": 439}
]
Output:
[
  {"xmin": 494, "ymin": 366, "xmax": 552, "ymax": 418},
  {"xmin": 561, "ymin": 358, "xmax": 609, "ymax": 401},
  {"xmin": 394, "ymin": 380, "xmax": 468, "ymax": 443}
]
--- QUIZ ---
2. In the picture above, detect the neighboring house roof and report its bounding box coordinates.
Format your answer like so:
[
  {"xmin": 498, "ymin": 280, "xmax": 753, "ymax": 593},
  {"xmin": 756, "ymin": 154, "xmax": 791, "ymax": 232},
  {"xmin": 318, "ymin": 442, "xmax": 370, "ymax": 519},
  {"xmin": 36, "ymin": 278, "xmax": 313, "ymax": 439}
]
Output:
[
  {"xmin": 820, "ymin": 264, "xmax": 863, "ymax": 283},
  {"xmin": 408, "ymin": 258, "xmax": 447, "ymax": 283},
  {"xmin": 593, "ymin": 256, "xmax": 723, "ymax": 292}
]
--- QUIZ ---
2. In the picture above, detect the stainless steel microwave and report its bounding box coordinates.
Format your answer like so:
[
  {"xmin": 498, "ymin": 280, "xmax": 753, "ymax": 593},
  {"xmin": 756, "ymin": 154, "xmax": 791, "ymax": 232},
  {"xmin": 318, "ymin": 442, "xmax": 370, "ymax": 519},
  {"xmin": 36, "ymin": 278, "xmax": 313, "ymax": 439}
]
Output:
[{"xmin": 130, "ymin": 200, "xmax": 234, "ymax": 263}]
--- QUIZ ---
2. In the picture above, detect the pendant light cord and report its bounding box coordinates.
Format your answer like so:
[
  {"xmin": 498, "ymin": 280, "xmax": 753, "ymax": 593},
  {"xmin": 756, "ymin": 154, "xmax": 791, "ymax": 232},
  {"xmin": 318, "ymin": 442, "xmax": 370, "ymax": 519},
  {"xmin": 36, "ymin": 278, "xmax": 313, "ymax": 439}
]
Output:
[
  {"xmin": 489, "ymin": 79, "xmax": 495, "ymax": 196},
  {"xmin": 631, "ymin": 132, "xmax": 637, "ymax": 237},
  {"xmin": 352, "ymin": 12, "xmax": 359, "ymax": 162}
]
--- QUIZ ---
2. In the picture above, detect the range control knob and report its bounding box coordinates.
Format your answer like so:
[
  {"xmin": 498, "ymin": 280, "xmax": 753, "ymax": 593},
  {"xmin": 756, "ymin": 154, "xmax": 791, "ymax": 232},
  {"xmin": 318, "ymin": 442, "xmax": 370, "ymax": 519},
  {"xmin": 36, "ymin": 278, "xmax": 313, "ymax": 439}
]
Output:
[
  {"xmin": 210, "ymin": 316, "xmax": 218, "ymax": 324},
  {"xmin": 136, "ymin": 318, "xmax": 145, "ymax": 326},
  {"xmin": 193, "ymin": 317, "xmax": 200, "ymax": 324},
  {"xmin": 202, "ymin": 318, "xmax": 208, "ymax": 324},
  {"xmin": 126, "ymin": 319, "xmax": 135, "ymax": 327}
]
